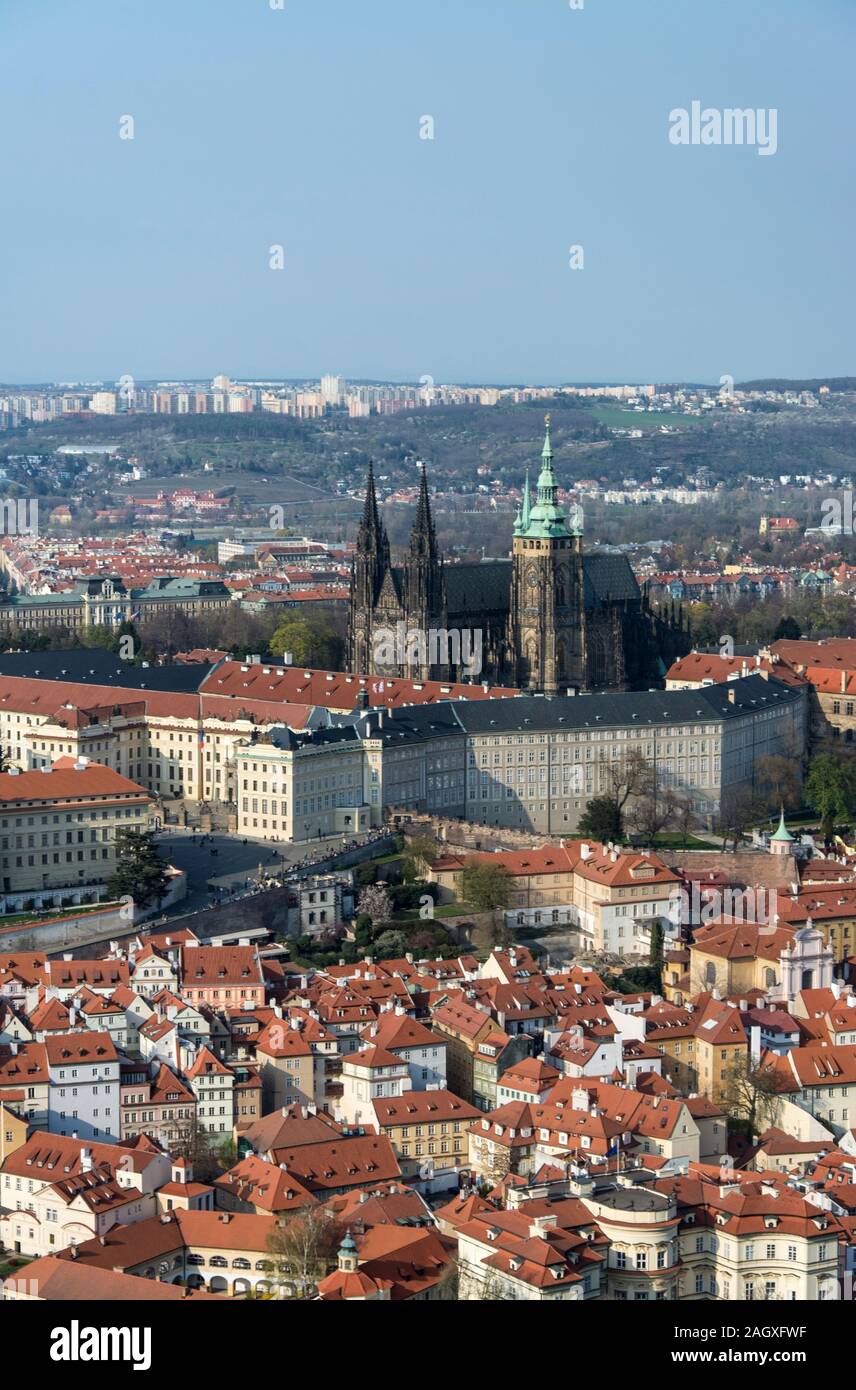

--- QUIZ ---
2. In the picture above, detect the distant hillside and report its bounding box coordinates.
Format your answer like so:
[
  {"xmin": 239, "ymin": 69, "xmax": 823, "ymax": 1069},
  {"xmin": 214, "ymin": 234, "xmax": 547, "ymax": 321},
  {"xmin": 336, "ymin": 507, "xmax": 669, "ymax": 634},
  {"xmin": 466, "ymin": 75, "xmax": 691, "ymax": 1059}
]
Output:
[{"xmin": 737, "ymin": 377, "xmax": 856, "ymax": 393}]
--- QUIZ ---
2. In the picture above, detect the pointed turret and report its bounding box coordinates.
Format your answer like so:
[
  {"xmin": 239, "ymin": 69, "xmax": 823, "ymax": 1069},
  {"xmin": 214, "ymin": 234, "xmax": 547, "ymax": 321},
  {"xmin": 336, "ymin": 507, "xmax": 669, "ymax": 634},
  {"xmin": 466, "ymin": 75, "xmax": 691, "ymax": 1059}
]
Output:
[
  {"xmin": 536, "ymin": 414, "xmax": 557, "ymax": 505},
  {"xmin": 542, "ymin": 412, "xmax": 553, "ymax": 463},
  {"xmin": 770, "ymin": 805, "xmax": 795, "ymax": 855},
  {"xmin": 517, "ymin": 415, "xmax": 571, "ymax": 539},
  {"xmin": 521, "ymin": 471, "xmax": 531, "ymax": 530},
  {"xmin": 356, "ymin": 460, "xmax": 388, "ymax": 562},
  {"xmin": 409, "ymin": 460, "xmax": 436, "ymax": 560}
]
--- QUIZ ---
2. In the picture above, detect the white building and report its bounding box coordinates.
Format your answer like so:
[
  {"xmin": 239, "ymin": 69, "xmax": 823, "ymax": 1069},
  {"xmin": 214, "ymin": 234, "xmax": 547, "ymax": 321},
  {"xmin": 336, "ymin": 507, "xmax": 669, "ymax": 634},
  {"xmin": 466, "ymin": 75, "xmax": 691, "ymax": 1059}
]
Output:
[{"xmin": 45, "ymin": 1032, "xmax": 120, "ymax": 1142}]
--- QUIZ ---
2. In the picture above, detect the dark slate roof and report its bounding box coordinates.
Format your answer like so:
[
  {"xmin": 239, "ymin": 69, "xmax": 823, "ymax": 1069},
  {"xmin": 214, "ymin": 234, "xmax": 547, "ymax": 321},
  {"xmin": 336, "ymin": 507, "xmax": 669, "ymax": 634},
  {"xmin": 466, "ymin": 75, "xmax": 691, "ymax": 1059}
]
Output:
[
  {"xmin": 445, "ymin": 561, "xmax": 513, "ymax": 615},
  {"xmin": 340, "ymin": 704, "xmax": 464, "ymax": 746},
  {"xmin": 263, "ymin": 724, "xmax": 364, "ymax": 752},
  {"xmin": 332, "ymin": 674, "xmax": 801, "ymax": 745},
  {"xmin": 376, "ymin": 552, "xmax": 640, "ymax": 621},
  {"xmin": 400, "ymin": 553, "xmax": 640, "ymax": 617},
  {"xmin": 582, "ymin": 553, "xmax": 640, "ymax": 606},
  {"xmin": 0, "ymin": 649, "xmax": 212, "ymax": 692}
]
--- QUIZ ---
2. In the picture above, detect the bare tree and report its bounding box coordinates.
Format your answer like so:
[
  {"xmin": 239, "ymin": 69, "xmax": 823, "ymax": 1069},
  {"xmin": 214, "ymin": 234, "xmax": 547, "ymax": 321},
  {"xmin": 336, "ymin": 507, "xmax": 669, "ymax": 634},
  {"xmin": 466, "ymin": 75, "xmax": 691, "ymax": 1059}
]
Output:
[
  {"xmin": 714, "ymin": 787, "xmax": 764, "ymax": 851},
  {"xmin": 266, "ymin": 1203, "xmax": 339, "ymax": 1298},
  {"xmin": 172, "ymin": 1113, "xmax": 233, "ymax": 1183},
  {"xmin": 627, "ymin": 787, "xmax": 676, "ymax": 842},
  {"xmin": 722, "ymin": 1054, "xmax": 787, "ymax": 1135},
  {"xmin": 603, "ymin": 750, "xmax": 657, "ymax": 815},
  {"xmin": 669, "ymin": 791, "xmax": 700, "ymax": 848},
  {"xmin": 401, "ymin": 829, "xmax": 440, "ymax": 883},
  {"xmin": 434, "ymin": 1252, "xmax": 460, "ymax": 1301},
  {"xmin": 754, "ymin": 753, "xmax": 802, "ymax": 814}
]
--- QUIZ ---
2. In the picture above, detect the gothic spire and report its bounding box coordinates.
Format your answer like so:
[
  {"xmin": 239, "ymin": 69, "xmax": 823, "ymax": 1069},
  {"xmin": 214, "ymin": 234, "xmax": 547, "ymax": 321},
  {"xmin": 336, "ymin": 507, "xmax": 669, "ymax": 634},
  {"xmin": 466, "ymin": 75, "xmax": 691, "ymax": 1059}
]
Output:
[
  {"xmin": 516, "ymin": 414, "xmax": 570, "ymax": 538},
  {"xmin": 354, "ymin": 458, "xmax": 390, "ymax": 596},
  {"xmin": 357, "ymin": 460, "xmax": 388, "ymax": 558},
  {"xmin": 409, "ymin": 460, "xmax": 436, "ymax": 559},
  {"xmin": 542, "ymin": 412, "xmax": 553, "ymax": 463},
  {"xmin": 536, "ymin": 413, "xmax": 558, "ymax": 505},
  {"xmin": 359, "ymin": 459, "xmax": 380, "ymax": 536}
]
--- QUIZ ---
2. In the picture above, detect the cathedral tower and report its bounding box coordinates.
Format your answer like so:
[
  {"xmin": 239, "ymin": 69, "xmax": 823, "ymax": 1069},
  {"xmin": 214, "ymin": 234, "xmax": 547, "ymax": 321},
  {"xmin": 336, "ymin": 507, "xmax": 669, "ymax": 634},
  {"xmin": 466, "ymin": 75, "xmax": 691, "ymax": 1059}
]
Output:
[{"xmin": 507, "ymin": 415, "xmax": 584, "ymax": 694}]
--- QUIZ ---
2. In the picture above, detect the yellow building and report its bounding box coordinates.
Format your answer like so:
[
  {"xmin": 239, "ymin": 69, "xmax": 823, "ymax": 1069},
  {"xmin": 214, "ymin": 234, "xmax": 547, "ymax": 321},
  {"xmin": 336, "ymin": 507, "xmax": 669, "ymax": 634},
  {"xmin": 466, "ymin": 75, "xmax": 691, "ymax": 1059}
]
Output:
[
  {"xmin": 254, "ymin": 1017, "xmax": 315, "ymax": 1111},
  {"xmin": 692, "ymin": 999, "xmax": 749, "ymax": 1105},
  {"xmin": 689, "ymin": 921, "xmax": 795, "ymax": 997},
  {"xmin": 643, "ymin": 1002, "xmax": 698, "ymax": 1093},
  {"xmin": 372, "ymin": 1090, "xmax": 480, "ymax": 1180},
  {"xmin": 234, "ymin": 728, "xmax": 381, "ymax": 842},
  {"xmin": 778, "ymin": 885, "xmax": 856, "ymax": 963},
  {"xmin": 428, "ymin": 840, "xmax": 681, "ymax": 955},
  {"xmin": 0, "ymin": 760, "xmax": 152, "ymax": 911},
  {"xmin": 0, "ymin": 1101, "xmax": 30, "ymax": 1165}
]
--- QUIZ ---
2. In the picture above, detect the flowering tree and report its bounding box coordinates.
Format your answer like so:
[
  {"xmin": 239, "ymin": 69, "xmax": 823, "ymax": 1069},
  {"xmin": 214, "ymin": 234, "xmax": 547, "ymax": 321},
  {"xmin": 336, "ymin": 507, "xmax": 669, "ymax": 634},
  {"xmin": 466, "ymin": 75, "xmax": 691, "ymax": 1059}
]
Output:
[{"xmin": 357, "ymin": 883, "xmax": 392, "ymax": 925}]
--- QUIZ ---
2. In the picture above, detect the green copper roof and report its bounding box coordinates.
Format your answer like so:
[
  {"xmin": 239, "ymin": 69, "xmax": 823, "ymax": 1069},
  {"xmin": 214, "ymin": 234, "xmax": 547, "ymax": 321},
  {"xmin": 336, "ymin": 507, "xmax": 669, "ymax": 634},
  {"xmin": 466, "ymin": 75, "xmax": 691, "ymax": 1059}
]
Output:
[
  {"xmin": 771, "ymin": 806, "xmax": 794, "ymax": 842},
  {"xmin": 517, "ymin": 415, "xmax": 573, "ymax": 539}
]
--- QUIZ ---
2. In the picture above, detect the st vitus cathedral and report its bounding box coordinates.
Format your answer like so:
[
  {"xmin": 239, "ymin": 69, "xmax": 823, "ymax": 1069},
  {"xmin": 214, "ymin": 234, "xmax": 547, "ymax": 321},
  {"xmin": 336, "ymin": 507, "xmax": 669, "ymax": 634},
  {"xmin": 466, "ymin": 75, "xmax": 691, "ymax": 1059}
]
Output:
[{"xmin": 347, "ymin": 417, "xmax": 689, "ymax": 693}]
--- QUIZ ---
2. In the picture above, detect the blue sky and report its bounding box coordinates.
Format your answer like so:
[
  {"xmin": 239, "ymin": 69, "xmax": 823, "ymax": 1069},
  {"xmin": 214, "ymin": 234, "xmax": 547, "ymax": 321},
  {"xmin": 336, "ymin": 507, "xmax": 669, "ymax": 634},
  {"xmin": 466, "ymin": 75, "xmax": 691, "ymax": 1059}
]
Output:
[{"xmin": 1, "ymin": 0, "xmax": 853, "ymax": 383}]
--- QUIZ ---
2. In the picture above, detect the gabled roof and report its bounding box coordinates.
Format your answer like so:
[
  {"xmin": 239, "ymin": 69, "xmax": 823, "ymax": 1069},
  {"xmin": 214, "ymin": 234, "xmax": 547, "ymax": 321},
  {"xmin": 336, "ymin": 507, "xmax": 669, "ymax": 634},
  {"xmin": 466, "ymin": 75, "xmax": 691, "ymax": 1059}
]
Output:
[
  {"xmin": 372, "ymin": 1090, "xmax": 480, "ymax": 1126},
  {"xmin": 264, "ymin": 1134, "xmax": 401, "ymax": 1192},
  {"xmin": 180, "ymin": 945, "xmax": 263, "ymax": 988},
  {"xmin": 213, "ymin": 1154, "xmax": 316, "ymax": 1213},
  {"xmin": 185, "ymin": 1045, "xmax": 232, "ymax": 1080},
  {"xmin": 43, "ymin": 1031, "xmax": 117, "ymax": 1065}
]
